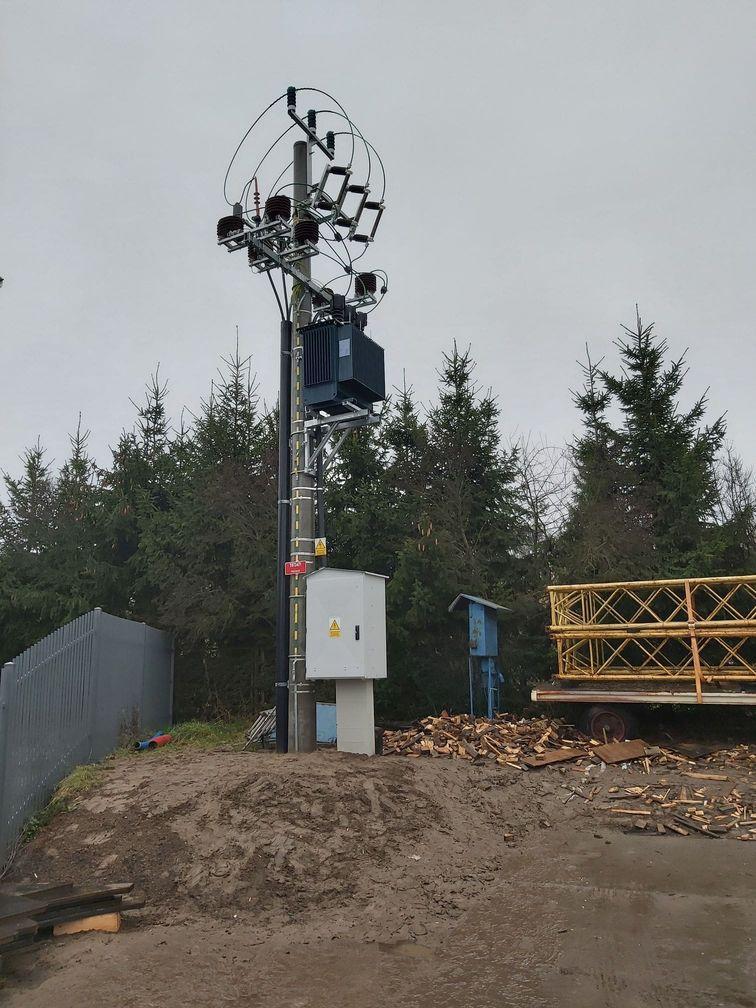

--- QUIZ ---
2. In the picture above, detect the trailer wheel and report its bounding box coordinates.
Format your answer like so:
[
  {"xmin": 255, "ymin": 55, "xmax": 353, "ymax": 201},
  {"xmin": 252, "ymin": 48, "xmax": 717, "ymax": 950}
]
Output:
[{"xmin": 579, "ymin": 704, "xmax": 639, "ymax": 742}]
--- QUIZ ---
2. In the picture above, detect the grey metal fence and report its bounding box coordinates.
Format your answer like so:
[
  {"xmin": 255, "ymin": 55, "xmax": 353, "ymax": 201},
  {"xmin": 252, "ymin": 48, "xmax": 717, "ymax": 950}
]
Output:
[{"xmin": 0, "ymin": 609, "xmax": 173, "ymax": 867}]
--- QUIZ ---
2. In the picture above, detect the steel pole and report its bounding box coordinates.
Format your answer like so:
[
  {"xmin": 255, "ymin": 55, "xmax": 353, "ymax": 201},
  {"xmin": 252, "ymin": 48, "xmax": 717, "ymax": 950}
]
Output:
[
  {"xmin": 288, "ymin": 139, "xmax": 317, "ymax": 752},
  {"xmin": 275, "ymin": 318, "xmax": 292, "ymax": 752}
]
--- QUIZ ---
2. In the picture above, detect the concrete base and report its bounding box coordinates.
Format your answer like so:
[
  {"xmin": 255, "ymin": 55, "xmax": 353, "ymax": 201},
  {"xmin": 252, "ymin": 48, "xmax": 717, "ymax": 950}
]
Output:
[{"xmin": 335, "ymin": 679, "xmax": 376, "ymax": 755}]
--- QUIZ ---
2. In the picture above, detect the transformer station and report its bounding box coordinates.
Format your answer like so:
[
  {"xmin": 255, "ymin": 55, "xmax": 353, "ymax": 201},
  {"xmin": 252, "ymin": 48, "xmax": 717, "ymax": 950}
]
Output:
[{"xmin": 217, "ymin": 86, "xmax": 388, "ymax": 753}]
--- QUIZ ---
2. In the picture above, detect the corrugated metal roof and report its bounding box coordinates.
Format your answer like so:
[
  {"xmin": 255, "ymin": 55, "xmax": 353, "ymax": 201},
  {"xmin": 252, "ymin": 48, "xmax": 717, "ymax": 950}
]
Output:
[{"xmin": 448, "ymin": 593, "xmax": 510, "ymax": 614}]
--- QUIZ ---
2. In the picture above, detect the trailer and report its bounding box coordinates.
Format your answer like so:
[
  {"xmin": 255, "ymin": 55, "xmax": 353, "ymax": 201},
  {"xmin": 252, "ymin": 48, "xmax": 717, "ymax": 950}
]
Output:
[{"xmin": 532, "ymin": 574, "xmax": 756, "ymax": 739}]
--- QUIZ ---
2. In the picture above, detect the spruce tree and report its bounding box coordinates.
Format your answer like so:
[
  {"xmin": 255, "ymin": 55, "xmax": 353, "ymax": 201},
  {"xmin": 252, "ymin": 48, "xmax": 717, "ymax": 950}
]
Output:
[
  {"xmin": 561, "ymin": 309, "xmax": 729, "ymax": 581},
  {"xmin": 385, "ymin": 345, "xmax": 523, "ymax": 716},
  {"xmin": 137, "ymin": 347, "xmax": 277, "ymax": 715}
]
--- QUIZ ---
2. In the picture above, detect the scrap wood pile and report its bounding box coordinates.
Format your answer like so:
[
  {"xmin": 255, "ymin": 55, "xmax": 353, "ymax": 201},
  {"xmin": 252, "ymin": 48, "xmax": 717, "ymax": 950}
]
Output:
[
  {"xmin": 383, "ymin": 713, "xmax": 754, "ymax": 840},
  {"xmin": 0, "ymin": 882, "xmax": 143, "ymax": 960},
  {"xmin": 585, "ymin": 775, "xmax": 756, "ymax": 840},
  {"xmin": 383, "ymin": 712, "xmax": 618, "ymax": 768}
]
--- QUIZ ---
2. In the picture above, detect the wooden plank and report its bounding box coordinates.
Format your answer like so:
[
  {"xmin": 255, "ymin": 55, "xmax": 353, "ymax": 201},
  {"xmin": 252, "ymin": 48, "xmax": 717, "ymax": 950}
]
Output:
[
  {"xmin": 522, "ymin": 748, "xmax": 581, "ymax": 769},
  {"xmin": 53, "ymin": 912, "xmax": 121, "ymax": 937},
  {"xmin": 594, "ymin": 739, "xmax": 648, "ymax": 764},
  {"xmin": 0, "ymin": 883, "xmax": 134, "ymax": 926},
  {"xmin": 600, "ymin": 808, "xmax": 653, "ymax": 816}
]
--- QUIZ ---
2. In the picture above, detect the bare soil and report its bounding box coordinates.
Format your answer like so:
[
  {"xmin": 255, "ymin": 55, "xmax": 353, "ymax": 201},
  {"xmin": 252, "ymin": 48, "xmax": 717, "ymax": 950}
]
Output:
[{"xmin": 2, "ymin": 746, "xmax": 754, "ymax": 1007}]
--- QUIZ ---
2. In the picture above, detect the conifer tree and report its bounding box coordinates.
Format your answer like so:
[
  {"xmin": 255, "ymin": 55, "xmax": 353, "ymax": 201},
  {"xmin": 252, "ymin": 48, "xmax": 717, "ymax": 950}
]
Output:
[
  {"xmin": 385, "ymin": 345, "xmax": 523, "ymax": 715},
  {"xmin": 137, "ymin": 347, "xmax": 277, "ymax": 715},
  {"xmin": 561, "ymin": 309, "xmax": 730, "ymax": 580}
]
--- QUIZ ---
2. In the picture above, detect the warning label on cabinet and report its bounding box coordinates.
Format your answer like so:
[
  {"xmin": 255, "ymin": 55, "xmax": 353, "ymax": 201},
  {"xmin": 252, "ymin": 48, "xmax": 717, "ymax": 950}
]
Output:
[{"xmin": 329, "ymin": 618, "xmax": 341, "ymax": 638}]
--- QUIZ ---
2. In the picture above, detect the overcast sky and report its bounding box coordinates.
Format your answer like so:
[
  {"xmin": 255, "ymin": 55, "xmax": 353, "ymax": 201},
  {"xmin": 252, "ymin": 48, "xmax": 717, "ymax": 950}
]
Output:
[{"xmin": 1, "ymin": 0, "xmax": 755, "ymax": 479}]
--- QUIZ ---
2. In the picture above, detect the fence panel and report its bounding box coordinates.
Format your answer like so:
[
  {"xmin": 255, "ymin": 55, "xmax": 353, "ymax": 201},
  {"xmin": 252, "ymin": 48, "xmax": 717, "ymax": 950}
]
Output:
[{"xmin": 0, "ymin": 610, "xmax": 172, "ymax": 868}]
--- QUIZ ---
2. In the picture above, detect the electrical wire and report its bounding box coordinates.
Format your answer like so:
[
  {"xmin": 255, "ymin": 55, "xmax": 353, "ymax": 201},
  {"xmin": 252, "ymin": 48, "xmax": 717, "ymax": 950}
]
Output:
[
  {"xmin": 223, "ymin": 93, "xmax": 287, "ymax": 206},
  {"xmin": 251, "ymin": 123, "xmax": 297, "ymax": 181},
  {"xmin": 267, "ymin": 160, "xmax": 294, "ymax": 201},
  {"xmin": 266, "ymin": 270, "xmax": 285, "ymax": 320},
  {"xmin": 224, "ymin": 88, "xmax": 385, "ymax": 307}
]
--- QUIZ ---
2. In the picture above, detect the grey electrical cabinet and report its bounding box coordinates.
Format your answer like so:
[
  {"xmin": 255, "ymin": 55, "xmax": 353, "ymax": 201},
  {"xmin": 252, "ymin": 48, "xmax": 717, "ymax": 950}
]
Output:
[{"xmin": 305, "ymin": 568, "xmax": 387, "ymax": 680}]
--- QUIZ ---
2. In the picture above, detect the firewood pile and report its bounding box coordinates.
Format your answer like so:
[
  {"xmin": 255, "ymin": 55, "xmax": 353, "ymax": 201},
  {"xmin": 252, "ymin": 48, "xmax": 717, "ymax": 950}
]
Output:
[
  {"xmin": 383, "ymin": 712, "xmax": 599, "ymax": 767},
  {"xmin": 383, "ymin": 714, "xmax": 755, "ymax": 840}
]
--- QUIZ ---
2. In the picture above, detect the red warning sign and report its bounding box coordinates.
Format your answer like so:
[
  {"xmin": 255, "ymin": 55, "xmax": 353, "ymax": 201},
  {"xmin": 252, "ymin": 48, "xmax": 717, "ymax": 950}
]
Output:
[{"xmin": 285, "ymin": 560, "xmax": 307, "ymax": 576}]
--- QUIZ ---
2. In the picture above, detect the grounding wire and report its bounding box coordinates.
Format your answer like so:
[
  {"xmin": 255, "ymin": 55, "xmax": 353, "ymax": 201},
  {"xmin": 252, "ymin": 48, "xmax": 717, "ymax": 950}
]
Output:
[{"xmin": 223, "ymin": 93, "xmax": 287, "ymax": 206}]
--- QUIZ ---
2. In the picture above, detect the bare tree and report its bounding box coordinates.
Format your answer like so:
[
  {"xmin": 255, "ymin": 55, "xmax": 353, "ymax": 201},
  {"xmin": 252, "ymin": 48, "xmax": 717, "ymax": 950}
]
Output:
[
  {"xmin": 511, "ymin": 434, "xmax": 573, "ymax": 559},
  {"xmin": 713, "ymin": 444, "xmax": 756, "ymax": 541}
]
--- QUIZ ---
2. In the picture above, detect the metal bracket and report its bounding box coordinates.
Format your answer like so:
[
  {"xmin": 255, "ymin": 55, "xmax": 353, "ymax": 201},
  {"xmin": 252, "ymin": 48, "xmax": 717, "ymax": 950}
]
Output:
[
  {"xmin": 311, "ymin": 164, "xmax": 352, "ymax": 223},
  {"xmin": 287, "ymin": 107, "xmax": 335, "ymax": 161},
  {"xmin": 303, "ymin": 402, "xmax": 380, "ymax": 474},
  {"xmin": 218, "ymin": 228, "xmax": 333, "ymax": 306}
]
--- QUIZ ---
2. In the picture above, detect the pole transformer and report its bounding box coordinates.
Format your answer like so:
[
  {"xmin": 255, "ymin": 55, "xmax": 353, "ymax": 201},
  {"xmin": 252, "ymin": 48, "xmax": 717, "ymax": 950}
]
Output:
[{"xmin": 217, "ymin": 86, "xmax": 388, "ymax": 753}]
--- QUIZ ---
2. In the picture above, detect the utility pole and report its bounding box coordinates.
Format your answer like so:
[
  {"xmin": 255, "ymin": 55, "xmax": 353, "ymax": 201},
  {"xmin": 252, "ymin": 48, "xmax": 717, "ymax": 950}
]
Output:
[
  {"xmin": 288, "ymin": 139, "xmax": 317, "ymax": 751},
  {"xmin": 217, "ymin": 86, "xmax": 388, "ymax": 754},
  {"xmin": 274, "ymin": 315, "xmax": 292, "ymax": 753}
]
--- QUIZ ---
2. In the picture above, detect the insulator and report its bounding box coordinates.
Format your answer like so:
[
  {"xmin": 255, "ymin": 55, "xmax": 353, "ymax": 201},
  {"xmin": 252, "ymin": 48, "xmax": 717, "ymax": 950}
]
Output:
[
  {"xmin": 355, "ymin": 272, "xmax": 377, "ymax": 296},
  {"xmin": 326, "ymin": 131, "xmax": 335, "ymax": 152},
  {"xmin": 265, "ymin": 195, "xmax": 291, "ymax": 221},
  {"xmin": 287, "ymin": 86, "xmax": 296, "ymax": 110},
  {"xmin": 217, "ymin": 215, "xmax": 244, "ymax": 240},
  {"xmin": 307, "ymin": 109, "xmax": 316, "ymax": 131},
  {"xmin": 293, "ymin": 217, "xmax": 319, "ymax": 244}
]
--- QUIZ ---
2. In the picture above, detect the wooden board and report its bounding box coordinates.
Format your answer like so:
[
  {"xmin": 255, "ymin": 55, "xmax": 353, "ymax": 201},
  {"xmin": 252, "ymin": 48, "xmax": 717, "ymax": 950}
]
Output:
[
  {"xmin": 0, "ymin": 884, "xmax": 142, "ymax": 953},
  {"xmin": 521, "ymin": 748, "xmax": 582, "ymax": 768},
  {"xmin": 594, "ymin": 739, "xmax": 648, "ymax": 764},
  {"xmin": 54, "ymin": 912, "xmax": 121, "ymax": 936}
]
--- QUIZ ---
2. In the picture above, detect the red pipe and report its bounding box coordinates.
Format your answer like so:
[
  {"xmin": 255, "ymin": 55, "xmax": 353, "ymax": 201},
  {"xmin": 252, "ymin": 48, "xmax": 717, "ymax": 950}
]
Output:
[{"xmin": 147, "ymin": 733, "xmax": 173, "ymax": 748}]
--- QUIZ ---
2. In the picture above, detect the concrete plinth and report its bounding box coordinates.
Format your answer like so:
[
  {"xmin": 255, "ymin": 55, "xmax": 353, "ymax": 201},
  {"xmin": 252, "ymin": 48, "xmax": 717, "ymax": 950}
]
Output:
[{"xmin": 335, "ymin": 679, "xmax": 375, "ymax": 755}]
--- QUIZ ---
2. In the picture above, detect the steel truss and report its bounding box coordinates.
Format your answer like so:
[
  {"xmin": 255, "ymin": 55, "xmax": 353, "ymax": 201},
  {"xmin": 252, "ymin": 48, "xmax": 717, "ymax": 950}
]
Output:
[{"xmin": 548, "ymin": 574, "xmax": 756, "ymax": 701}]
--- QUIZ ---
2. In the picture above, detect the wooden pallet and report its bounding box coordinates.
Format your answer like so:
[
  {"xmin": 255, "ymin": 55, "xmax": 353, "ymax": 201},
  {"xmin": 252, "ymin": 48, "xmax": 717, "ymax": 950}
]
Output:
[{"xmin": 0, "ymin": 882, "xmax": 144, "ymax": 958}]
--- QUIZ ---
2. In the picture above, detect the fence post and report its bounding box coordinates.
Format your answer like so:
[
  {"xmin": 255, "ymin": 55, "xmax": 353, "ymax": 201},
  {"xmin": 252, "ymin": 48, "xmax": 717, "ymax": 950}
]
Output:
[
  {"xmin": 169, "ymin": 636, "xmax": 175, "ymax": 726},
  {"xmin": 87, "ymin": 608, "xmax": 104, "ymax": 761},
  {"xmin": 0, "ymin": 663, "xmax": 17, "ymax": 867},
  {"xmin": 141, "ymin": 621, "xmax": 148, "ymax": 735}
]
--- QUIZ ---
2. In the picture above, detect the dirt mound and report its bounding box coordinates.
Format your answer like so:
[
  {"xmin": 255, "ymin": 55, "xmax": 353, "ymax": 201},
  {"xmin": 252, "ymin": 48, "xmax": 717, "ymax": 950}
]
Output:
[{"xmin": 10, "ymin": 750, "xmax": 544, "ymax": 942}]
